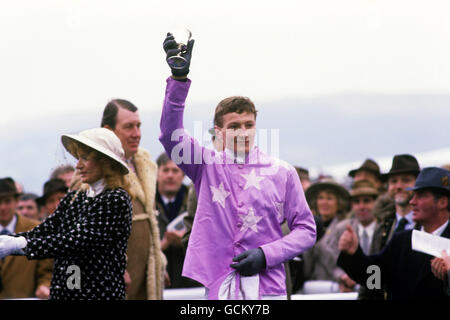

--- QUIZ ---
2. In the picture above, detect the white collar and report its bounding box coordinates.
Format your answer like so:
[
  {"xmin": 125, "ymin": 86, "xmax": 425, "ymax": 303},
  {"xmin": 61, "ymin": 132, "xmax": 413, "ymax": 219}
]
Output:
[
  {"xmin": 224, "ymin": 146, "xmax": 255, "ymax": 164},
  {"xmin": 0, "ymin": 214, "xmax": 17, "ymax": 234},
  {"xmin": 420, "ymin": 220, "xmax": 449, "ymax": 236},
  {"xmin": 86, "ymin": 179, "xmax": 106, "ymax": 198},
  {"xmin": 358, "ymin": 220, "xmax": 376, "ymax": 239},
  {"xmin": 396, "ymin": 211, "xmax": 414, "ymax": 224},
  {"xmin": 161, "ymin": 194, "xmax": 175, "ymax": 205}
]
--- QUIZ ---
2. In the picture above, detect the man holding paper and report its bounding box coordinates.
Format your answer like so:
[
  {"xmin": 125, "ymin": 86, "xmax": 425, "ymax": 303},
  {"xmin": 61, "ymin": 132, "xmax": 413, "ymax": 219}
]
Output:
[
  {"xmin": 337, "ymin": 167, "xmax": 450, "ymax": 300},
  {"xmin": 431, "ymin": 251, "xmax": 450, "ymax": 295}
]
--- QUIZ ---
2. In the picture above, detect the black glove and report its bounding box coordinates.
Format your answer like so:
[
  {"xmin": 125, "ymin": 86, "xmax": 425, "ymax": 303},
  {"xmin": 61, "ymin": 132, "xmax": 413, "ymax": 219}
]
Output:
[
  {"xmin": 230, "ymin": 248, "xmax": 266, "ymax": 276},
  {"xmin": 163, "ymin": 32, "xmax": 195, "ymax": 77}
]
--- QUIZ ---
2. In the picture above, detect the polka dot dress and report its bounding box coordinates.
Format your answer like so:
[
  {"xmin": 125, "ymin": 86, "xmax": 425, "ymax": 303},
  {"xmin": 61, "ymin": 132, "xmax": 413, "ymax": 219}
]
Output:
[{"xmin": 20, "ymin": 188, "xmax": 132, "ymax": 300}]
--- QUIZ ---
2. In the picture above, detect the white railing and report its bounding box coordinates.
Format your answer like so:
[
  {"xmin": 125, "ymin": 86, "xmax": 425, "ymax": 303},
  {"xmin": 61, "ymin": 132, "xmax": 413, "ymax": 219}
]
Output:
[{"xmin": 163, "ymin": 283, "xmax": 358, "ymax": 300}]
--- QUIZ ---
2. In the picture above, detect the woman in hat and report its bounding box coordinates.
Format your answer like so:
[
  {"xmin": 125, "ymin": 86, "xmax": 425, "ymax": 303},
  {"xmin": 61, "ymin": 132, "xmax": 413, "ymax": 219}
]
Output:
[
  {"xmin": 301, "ymin": 179, "xmax": 350, "ymax": 284},
  {"xmin": 305, "ymin": 179, "xmax": 350, "ymax": 230},
  {"xmin": 0, "ymin": 128, "xmax": 133, "ymax": 300}
]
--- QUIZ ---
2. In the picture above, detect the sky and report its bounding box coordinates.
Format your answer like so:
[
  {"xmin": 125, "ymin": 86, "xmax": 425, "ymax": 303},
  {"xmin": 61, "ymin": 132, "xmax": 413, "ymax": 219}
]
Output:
[{"xmin": 1, "ymin": 0, "xmax": 450, "ymax": 194}]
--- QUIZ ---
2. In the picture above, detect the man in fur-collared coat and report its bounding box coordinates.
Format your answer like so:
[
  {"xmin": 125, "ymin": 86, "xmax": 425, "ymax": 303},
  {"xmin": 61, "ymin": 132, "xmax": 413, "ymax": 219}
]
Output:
[
  {"xmin": 125, "ymin": 147, "xmax": 166, "ymax": 300},
  {"xmin": 71, "ymin": 99, "xmax": 166, "ymax": 299}
]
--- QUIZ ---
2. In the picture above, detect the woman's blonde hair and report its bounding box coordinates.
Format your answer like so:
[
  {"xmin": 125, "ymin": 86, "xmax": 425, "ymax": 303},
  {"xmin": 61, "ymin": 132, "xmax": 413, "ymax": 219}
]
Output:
[{"xmin": 68, "ymin": 141, "xmax": 134, "ymax": 199}]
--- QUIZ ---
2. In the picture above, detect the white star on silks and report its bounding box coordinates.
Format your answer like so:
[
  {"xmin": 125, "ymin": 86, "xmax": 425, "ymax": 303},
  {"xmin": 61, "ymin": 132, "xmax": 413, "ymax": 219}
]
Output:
[
  {"xmin": 241, "ymin": 169, "xmax": 265, "ymax": 190},
  {"xmin": 274, "ymin": 202, "xmax": 284, "ymax": 222},
  {"xmin": 239, "ymin": 208, "xmax": 263, "ymax": 233},
  {"xmin": 210, "ymin": 182, "xmax": 230, "ymax": 209}
]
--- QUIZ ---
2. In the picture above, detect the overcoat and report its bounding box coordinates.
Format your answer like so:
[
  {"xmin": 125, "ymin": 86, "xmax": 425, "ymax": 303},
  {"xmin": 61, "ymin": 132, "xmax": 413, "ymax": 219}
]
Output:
[
  {"xmin": 0, "ymin": 214, "xmax": 53, "ymax": 299},
  {"xmin": 337, "ymin": 220, "xmax": 450, "ymax": 300},
  {"xmin": 21, "ymin": 188, "xmax": 132, "ymax": 300}
]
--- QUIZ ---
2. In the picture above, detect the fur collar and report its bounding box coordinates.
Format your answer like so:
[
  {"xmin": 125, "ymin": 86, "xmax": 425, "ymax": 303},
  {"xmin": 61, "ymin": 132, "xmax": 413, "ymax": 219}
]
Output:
[{"xmin": 128, "ymin": 148, "xmax": 157, "ymax": 212}]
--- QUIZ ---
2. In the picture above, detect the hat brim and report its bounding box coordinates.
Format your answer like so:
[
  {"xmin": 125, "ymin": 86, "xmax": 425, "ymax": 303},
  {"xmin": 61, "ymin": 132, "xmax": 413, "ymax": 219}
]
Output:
[
  {"xmin": 350, "ymin": 188, "xmax": 379, "ymax": 198},
  {"xmin": 305, "ymin": 181, "xmax": 351, "ymax": 216},
  {"xmin": 61, "ymin": 134, "xmax": 129, "ymax": 175},
  {"xmin": 405, "ymin": 186, "xmax": 450, "ymax": 194},
  {"xmin": 0, "ymin": 191, "xmax": 22, "ymax": 198},
  {"xmin": 380, "ymin": 169, "xmax": 420, "ymax": 181},
  {"xmin": 305, "ymin": 182, "xmax": 350, "ymax": 203},
  {"xmin": 348, "ymin": 168, "xmax": 380, "ymax": 178}
]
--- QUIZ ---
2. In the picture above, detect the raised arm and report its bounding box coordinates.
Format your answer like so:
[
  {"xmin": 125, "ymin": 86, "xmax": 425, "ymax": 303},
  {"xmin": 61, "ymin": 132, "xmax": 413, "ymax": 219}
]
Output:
[{"xmin": 159, "ymin": 33, "xmax": 210, "ymax": 183}]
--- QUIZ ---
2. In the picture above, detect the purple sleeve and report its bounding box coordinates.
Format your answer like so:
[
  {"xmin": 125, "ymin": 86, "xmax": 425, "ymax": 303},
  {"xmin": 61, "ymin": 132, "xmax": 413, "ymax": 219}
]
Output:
[
  {"xmin": 159, "ymin": 77, "xmax": 206, "ymax": 183},
  {"xmin": 260, "ymin": 168, "xmax": 317, "ymax": 268}
]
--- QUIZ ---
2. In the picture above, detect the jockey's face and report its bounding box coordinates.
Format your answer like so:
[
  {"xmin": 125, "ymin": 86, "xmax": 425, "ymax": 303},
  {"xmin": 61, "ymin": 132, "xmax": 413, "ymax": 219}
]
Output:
[{"xmin": 215, "ymin": 112, "xmax": 256, "ymax": 156}]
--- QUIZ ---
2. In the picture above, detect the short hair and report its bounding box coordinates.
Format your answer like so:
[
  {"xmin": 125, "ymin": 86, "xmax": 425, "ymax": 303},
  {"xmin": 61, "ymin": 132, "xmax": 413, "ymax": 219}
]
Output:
[
  {"xmin": 19, "ymin": 193, "xmax": 41, "ymax": 210},
  {"xmin": 156, "ymin": 152, "xmax": 171, "ymax": 168},
  {"xmin": 156, "ymin": 152, "xmax": 184, "ymax": 176},
  {"xmin": 213, "ymin": 96, "xmax": 258, "ymax": 128},
  {"xmin": 50, "ymin": 164, "xmax": 75, "ymax": 180},
  {"xmin": 101, "ymin": 99, "xmax": 138, "ymax": 129},
  {"xmin": 19, "ymin": 193, "xmax": 38, "ymax": 202}
]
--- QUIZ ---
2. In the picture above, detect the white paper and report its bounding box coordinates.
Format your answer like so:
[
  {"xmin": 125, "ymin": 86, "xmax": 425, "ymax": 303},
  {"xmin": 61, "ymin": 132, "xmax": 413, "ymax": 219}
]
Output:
[
  {"xmin": 411, "ymin": 230, "xmax": 450, "ymax": 257},
  {"xmin": 166, "ymin": 211, "xmax": 188, "ymax": 231}
]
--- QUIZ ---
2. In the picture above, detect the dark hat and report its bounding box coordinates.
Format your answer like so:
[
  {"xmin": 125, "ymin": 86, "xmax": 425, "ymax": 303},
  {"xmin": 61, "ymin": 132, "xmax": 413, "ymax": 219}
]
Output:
[
  {"xmin": 406, "ymin": 167, "xmax": 450, "ymax": 194},
  {"xmin": 348, "ymin": 159, "xmax": 380, "ymax": 178},
  {"xmin": 36, "ymin": 178, "xmax": 68, "ymax": 206},
  {"xmin": 305, "ymin": 179, "xmax": 351, "ymax": 215},
  {"xmin": 350, "ymin": 180, "xmax": 379, "ymax": 198},
  {"xmin": 381, "ymin": 154, "xmax": 420, "ymax": 180},
  {"xmin": 0, "ymin": 177, "xmax": 22, "ymax": 198}
]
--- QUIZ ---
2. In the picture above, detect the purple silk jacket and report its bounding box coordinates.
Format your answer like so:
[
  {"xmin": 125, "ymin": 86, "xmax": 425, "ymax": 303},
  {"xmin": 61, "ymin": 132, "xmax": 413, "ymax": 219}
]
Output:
[{"xmin": 160, "ymin": 77, "xmax": 316, "ymax": 299}]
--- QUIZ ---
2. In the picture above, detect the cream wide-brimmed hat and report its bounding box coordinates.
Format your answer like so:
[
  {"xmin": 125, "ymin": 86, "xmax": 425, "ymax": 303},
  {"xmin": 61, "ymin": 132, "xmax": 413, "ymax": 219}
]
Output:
[{"xmin": 61, "ymin": 128, "xmax": 129, "ymax": 175}]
